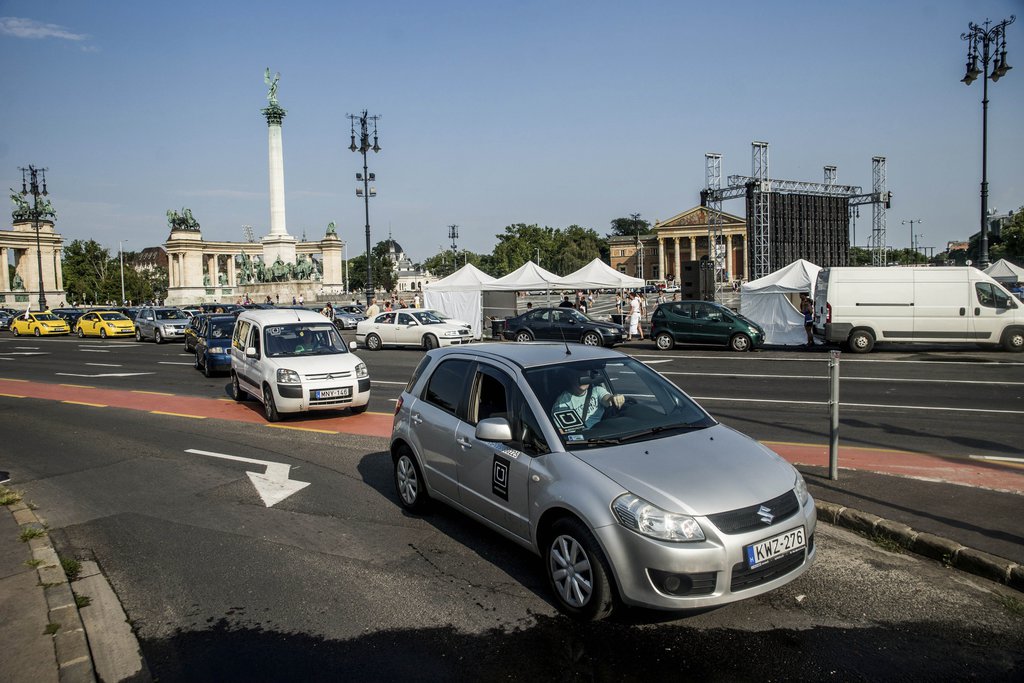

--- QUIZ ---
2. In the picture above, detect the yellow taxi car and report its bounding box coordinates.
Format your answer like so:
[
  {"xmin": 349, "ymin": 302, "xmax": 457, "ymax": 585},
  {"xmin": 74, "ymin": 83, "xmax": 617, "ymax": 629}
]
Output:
[
  {"xmin": 10, "ymin": 311, "xmax": 71, "ymax": 336},
  {"xmin": 74, "ymin": 310, "xmax": 135, "ymax": 338}
]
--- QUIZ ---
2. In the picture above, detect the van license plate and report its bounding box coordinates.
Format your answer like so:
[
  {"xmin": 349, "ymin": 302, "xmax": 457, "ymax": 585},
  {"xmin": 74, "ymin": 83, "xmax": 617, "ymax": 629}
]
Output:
[
  {"xmin": 314, "ymin": 387, "xmax": 351, "ymax": 399},
  {"xmin": 745, "ymin": 527, "xmax": 806, "ymax": 569}
]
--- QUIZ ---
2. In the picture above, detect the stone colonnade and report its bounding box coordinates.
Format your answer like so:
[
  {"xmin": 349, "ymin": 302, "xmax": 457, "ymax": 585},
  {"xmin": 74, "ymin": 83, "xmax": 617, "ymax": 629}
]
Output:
[{"xmin": 0, "ymin": 220, "xmax": 65, "ymax": 308}]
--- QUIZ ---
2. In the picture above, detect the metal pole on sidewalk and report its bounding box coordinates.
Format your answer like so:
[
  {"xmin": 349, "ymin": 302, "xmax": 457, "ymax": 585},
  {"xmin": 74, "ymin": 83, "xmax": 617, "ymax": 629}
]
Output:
[{"xmin": 829, "ymin": 349, "xmax": 841, "ymax": 480}]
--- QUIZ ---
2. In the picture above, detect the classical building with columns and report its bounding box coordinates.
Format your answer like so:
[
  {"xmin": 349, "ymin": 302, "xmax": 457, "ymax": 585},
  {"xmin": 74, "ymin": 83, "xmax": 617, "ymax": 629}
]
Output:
[
  {"xmin": 1, "ymin": 218, "xmax": 65, "ymax": 309},
  {"xmin": 609, "ymin": 207, "xmax": 748, "ymax": 284}
]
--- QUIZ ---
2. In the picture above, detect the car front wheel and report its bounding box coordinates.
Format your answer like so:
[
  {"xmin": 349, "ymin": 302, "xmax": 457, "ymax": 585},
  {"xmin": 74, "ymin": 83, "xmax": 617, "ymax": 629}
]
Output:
[
  {"xmin": 100, "ymin": 328, "xmax": 107, "ymax": 339},
  {"xmin": 231, "ymin": 373, "xmax": 246, "ymax": 401},
  {"xmin": 394, "ymin": 449, "xmax": 428, "ymax": 512},
  {"xmin": 34, "ymin": 328, "xmax": 41, "ymax": 337},
  {"xmin": 422, "ymin": 334, "xmax": 439, "ymax": 350},
  {"xmin": 135, "ymin": 328, "xmax": 143, "ymax": 342},
  {"xmin": 729, "ymin": 333, "xmax": 752, "ymax": 352},
  {"xmin": 155, "ymin": 330, "xmax": 163, "ymax": 344},
  {"xmin": 262, "ymin": 385, "xmax": 280, "ymax": 422},
  {"xmin": 545, "ymin": 517, "xmax": 615, "ymax": 621},
  {"xmin": 581, "ymin": 332, "xmax": 602, "ymax": 346}
]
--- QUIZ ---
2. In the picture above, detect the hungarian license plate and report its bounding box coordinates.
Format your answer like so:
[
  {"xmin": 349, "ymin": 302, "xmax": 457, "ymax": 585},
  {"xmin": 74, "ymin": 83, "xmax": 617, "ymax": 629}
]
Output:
[
  {"xmin": 745, "ymin": 527, "xmax": 806, "ymax": 569},
  {"xmin": 314, "ymin": 387, "xmax": 351, "ymax": 400}
]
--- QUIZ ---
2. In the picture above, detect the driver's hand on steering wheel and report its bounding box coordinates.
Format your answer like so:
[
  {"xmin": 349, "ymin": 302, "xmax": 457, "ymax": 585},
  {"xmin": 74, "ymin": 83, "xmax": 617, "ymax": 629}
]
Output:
[{"xmin": 607, "ymin": 394, "xmax": 625, "ymax": 409}]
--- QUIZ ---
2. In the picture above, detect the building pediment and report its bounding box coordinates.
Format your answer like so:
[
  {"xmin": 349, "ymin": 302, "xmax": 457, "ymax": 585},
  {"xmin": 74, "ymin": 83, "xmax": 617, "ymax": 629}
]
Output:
[{"xmin": 655, "ymin": 206, "xmax": 744, "ymax": 230}]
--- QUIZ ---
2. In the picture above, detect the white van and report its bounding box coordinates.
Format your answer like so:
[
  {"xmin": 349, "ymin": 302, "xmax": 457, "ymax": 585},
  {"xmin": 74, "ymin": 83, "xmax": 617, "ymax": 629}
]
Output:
[
  {"xmin": 230, "ymin": 308, "xmax": 371, "ymax": 421},
  {"xmin": 813, "ymin": 266, "xmax": 1024, "ymax": 353}
]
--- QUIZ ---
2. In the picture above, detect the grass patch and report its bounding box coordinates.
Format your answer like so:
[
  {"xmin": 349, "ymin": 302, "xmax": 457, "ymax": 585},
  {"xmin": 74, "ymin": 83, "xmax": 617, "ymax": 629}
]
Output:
[
  {"xmin": 995, "ymin": 593, "xmax": 1024, "ymax": 617},
  {"xmin": 75, "ymin": 594, "xmax": 92, "ymax": 608},
  {"xmin": 43, "ymin": 623, "xmax": 60, "ymax": 635},
  {"xmin": 60, "ymin": 557, "xmax": 82, "ymax": 582},
  {"xmin": 869, "ymin": 532, "xmax": 906, "ymax": 554},
  {"xmin": 18, "ymin": 526, "xmax": 47, "ymax": 542},
  {"xmin": 0, "ymin": 486, "xmax": 23, "ymax": 506},
  {"xmin": 25, "ymin": 558, "xmax": 43, "ymax": 568}
]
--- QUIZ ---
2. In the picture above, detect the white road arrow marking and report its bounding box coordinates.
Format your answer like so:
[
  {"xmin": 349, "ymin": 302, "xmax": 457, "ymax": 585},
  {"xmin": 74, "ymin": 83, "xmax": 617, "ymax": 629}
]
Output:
[{"xmin": 185, "ymin": 448, "xmax": 310, "ymax": 507}]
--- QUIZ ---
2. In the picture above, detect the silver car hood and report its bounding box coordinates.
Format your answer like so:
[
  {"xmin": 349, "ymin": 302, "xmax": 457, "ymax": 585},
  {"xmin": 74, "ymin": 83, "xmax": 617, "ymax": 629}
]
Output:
[{"xmin": 573, "ymin": 424, "xmax": 798, "ymax": 516}]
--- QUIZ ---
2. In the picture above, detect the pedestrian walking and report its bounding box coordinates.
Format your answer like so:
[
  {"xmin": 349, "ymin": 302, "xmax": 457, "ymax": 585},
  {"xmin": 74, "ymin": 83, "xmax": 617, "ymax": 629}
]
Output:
[
  {"xmin": 628, "ymin": 292, "xmax": 643, "ymax": 341},
  {"xmin": 800, "ymin": 292, "xmax": 814, "ymax": 346}
]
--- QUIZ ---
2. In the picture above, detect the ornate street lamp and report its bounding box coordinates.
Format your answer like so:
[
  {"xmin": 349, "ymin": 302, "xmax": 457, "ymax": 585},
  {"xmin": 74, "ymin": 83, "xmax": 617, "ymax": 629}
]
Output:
[
  {"xmin": 347, "ymin": 110, "xmax": 381, "ymax": 307},
  {"xmin": 19, "ymin": 165, "xmax": 50, "ymax": 311},
  {"xmin": 961, "ymin": 15, "xmax": 1015, "ymax": 269}
]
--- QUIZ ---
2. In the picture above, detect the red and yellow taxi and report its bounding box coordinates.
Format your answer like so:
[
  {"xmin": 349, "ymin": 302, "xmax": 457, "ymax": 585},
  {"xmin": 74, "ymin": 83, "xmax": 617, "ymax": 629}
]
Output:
[
  {"xmin": 74, "ymin": 310, "xmax": 136, "ymax": 338},
  {"xmin": 10, "ymin": 311, "xmax": 71, "ymax": 336}
]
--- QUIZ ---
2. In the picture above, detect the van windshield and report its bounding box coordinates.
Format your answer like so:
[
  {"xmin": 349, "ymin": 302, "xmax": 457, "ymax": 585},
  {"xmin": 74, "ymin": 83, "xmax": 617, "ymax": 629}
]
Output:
[{"xmin": 264, "ymin": 323, "xmax": 348, "ymax": 357}]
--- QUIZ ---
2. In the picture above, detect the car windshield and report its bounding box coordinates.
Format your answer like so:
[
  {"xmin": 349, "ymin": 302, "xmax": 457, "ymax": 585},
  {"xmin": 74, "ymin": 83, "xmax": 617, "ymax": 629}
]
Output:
[
  {"xmin": 34, "ymin": 313, "xmax": 60, "ymax": 321},
  {"xmin": 264, "ymin": 323, "xmax": 348, "ymax": 357},
  {"xmin": 98, "ymin": 313, "xmax": 128, "ymax": 321},
  {"xmin": 208, "ymin": 319, "xmax": 235, "ymax": 339},
  {"xmin": 411, "ymin": 311, "xmax": 444, "ymax": 324},
  {"xmin": 156, "ymin": 309, "xmax": 189, "ymax": 320},
  {"xmin": 523, "ymin": 356, "xmax": 715, "ymax": 448}
]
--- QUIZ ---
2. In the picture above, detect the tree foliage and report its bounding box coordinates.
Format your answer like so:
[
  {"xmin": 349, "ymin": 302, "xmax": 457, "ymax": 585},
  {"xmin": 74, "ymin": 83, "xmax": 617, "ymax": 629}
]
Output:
[
  {"xmin": 608, "ymin": 215, "xmax": 652, "ymax": 237},
  {"xmin": 61, "ymin": 240, "xmax": 159, "ymax": 305}
]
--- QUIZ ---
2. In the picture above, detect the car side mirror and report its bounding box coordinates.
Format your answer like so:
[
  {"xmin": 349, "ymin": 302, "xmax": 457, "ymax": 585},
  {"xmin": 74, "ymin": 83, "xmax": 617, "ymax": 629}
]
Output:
[
  {"xmin": 245, "ymin": 346, "xmax": 258, "ymax": 358},
  {"xmin": 476, "ymin": 417, "xmax": 513, "ymax": 442}
]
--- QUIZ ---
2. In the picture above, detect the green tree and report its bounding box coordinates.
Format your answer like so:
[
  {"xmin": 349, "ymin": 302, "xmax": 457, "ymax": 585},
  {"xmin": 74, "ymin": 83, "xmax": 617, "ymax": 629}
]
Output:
[
  {"xmin": 63, "ymin": 240, "xmax": 115, "ymax": 305},
  {"xmin": 548, "ymin": 225, "xmax": 605, "ymax": 274},
  {"xmin": 608, "ymin": 215, "xmax": 652, "ymax": 237},
  {"xmin": 848, "ymin": 247, "xmax": 873, "ymax": 266},
  {"xmin": 489, "ymin": 224, "xmax": 558, "ymax": 275},
  {"xmin": 997, "ymin": 208, "xmax": 1024, "ymax": 264}
]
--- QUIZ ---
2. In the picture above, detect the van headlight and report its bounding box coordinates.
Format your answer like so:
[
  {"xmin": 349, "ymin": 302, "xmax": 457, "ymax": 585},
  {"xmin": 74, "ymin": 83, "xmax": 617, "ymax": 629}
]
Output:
[
  {"xmin": 794, "ymin": 471, "xmax": 810, "ymax": 506},
  {"xmin": 355, "ymin": 362, "xmax": 368, "ymax": 379},
  {"xmin": 612, "ymin": 493, "xmax": 705, "ymax": 542},
  {"xmin": 276, "ymin": 368, "xmax": 301, "ymax": 384}
]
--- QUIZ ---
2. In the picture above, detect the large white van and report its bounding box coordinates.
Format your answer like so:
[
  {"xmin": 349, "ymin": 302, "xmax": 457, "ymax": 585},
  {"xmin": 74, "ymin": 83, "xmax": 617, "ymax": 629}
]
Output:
[
  {"xmin": 230, "ymin": 308, "xmax": 371, "ymax": 421},
  {"xmin": 813, "ymin": 266, "xmax": 1024, "ymax": 353}
]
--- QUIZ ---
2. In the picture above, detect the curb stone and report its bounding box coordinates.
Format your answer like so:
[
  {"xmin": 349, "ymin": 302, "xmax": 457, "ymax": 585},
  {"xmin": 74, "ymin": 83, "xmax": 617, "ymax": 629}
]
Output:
[
  {"xmin": 9, "ymin": 500, "xmax": 97, "ymax": 683},
  {"xmin": 815, "ymin": 499, "xmax": 1022, "ymax": 593}
]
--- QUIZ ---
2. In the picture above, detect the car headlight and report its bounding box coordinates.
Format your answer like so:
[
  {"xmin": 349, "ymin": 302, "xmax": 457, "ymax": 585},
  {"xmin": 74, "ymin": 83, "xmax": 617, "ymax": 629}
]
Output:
[
  {"xmin": 442, "ymin": 330, "xmax": 460, "ymax": 337},
  {"xmin": 276, "ymin": 368, "xmax": 301, "ymax": 384},
  {"xmin": 794, "ymin": 471, "xmax": 809, "ymax": 506},
  {"xmin": 163, "ymin": 324, "xmax": 176, "ymax": 333},
  {"xmin": 355, "ymin": 362, "xmax": 368, "ymax": 379},
  {"xmin": 210, "ymin": 347, "xmax": 229, "ymax": 355},
  {"xmin": 612, "ymin": 493, "xmax": 705, "ymax": 542}
]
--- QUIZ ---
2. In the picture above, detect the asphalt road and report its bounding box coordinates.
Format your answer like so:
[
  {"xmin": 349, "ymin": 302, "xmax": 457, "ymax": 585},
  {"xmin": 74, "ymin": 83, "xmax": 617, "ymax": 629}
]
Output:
[{"xmin": 1, "ymin": 331, "xmax": 1023, "ymax": 680}]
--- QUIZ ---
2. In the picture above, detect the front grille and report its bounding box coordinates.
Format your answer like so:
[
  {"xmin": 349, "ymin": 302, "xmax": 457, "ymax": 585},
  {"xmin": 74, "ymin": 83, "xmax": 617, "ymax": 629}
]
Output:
[
  {"xmin": 310, "ymin": 396, "xmax": 352, "ymax": 406},
  {"xmin": 730, "ymin": 548, "xmax": 806, "ymax": 591},
  {"xmin": 707, "ymin": 490, "xmax": 799, "ymax": 535},
  {"xmin": 305, "ymin": 370, "xmax": 354, "ymax": 381}
]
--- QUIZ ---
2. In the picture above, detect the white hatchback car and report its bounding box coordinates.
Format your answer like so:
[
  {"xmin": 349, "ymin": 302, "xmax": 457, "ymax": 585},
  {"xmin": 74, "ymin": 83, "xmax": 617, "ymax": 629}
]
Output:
[
  {"xmin": 230, "ymin": 309, "xmax": 370, "ymax": 421},
  {"xmin": 356, "ymin": 309, "xmax": 473, "ymax": 350}
]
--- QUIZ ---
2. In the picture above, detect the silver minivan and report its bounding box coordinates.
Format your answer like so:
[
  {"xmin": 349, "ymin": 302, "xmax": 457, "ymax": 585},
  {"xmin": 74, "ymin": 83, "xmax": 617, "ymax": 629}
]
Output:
[{"xmin": 390, "ymin": 343, "xmax": 816, "ymax": 620}]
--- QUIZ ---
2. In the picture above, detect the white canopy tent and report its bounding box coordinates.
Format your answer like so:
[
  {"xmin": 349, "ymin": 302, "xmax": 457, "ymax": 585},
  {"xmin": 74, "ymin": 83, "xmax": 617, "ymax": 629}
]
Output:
[
  {"xmin": 485, "ymin": 261, "xmax": 570, "ymax": 291},
  {"xmin": 422, "ymin": 263, "xmax": 497, "ymax": 340},
  {"xmin": 740, "ymin": 259, "xmax": 822, "ymax": 346},
  {"xmin": 984, "ymin": 259, "xmax": 1024, "ymax": 284},
  {"xmin": 561, "ymin": 258, "xmax": 645, "ymax": 290}
]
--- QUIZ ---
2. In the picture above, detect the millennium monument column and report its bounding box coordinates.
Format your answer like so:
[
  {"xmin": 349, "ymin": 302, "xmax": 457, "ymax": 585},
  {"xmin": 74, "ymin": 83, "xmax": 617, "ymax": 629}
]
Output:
[{"xmin": 261, "ymin": 68, "xmax": 297, "ymax": 266}]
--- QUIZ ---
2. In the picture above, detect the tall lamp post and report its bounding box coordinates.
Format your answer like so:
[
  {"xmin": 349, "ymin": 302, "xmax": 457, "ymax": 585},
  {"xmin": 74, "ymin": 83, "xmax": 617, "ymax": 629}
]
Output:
[
  {"xmin": 347, "ymin": 110, "xmax": 381, "ymax": 307},
  {"xmin": 961, "ymin": 15, "xmax": 1015, "ymax": 269},
  {"xmin": 119, "ymin": 240, "xmax": 127, "ymax": 304},
  {"xmin": 901, "ymin": 219, "xmax": 922, "ymax": 264},
  {"xmin": 19, "ymin": 166, "xmax": 49, "ymax": 311}
]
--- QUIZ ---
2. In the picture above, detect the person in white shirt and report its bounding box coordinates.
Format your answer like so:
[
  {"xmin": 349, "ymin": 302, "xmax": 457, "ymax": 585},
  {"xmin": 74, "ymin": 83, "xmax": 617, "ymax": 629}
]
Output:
[
  {"xmin": 365, "ymin": 298, "xmax": 380, "ymax": 319},
  {"xmin": 550, "ymin": 371, "xmax": 625, "ymax": 432},
  {"xmin": 628, "ymin": 292, "xmax": 642, "ymax": 340}
]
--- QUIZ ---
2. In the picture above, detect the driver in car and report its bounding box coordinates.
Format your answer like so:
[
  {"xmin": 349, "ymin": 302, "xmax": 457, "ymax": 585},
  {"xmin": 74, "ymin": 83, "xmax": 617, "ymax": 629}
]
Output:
[{"xmin": 550, "ymin": 370, "xmax": 625, "ymax": 432}]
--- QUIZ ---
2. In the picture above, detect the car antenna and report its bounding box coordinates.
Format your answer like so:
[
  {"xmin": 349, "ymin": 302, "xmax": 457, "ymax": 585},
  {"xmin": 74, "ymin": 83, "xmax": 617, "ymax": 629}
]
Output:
[{"xmin": 557, "ymin": 305, "xmax": 572, "ymax": 355}]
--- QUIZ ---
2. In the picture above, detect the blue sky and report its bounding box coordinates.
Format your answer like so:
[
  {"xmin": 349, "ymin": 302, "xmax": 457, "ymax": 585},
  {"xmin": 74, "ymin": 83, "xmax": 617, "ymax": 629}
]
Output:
[{"xmin": 2, "ymin": 0, "xmax": 1021, "ymax": 265}]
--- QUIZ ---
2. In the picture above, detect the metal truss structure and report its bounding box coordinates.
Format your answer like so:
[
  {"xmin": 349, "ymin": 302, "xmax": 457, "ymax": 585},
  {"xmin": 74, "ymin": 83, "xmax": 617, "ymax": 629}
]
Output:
[
  {"xmin": 704, "ymin": 154, "xmax": 725, "ymax": 294},
  {"xmin": 703, "ymin": 142, "xmax": 890, "ymax": 279}
]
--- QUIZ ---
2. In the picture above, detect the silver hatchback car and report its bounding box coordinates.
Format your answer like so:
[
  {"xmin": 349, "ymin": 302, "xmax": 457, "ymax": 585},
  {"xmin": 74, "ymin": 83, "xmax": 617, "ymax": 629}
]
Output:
[{"xmin": 390, "ymin": 343, "xmax": 816, "ymax": 620}]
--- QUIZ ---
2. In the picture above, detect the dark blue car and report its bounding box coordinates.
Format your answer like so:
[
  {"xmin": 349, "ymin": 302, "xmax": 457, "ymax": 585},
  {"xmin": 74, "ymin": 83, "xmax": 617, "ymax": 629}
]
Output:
[{"xmin": 193, "ymin": 314, "xmax": 237, "ymax": 377}]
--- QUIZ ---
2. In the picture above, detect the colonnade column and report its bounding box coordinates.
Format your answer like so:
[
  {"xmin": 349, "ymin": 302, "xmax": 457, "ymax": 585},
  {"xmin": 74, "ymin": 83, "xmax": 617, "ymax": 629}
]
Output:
[
  {"xmin": 0, "ymin": 248, "xmax": 9, "ymax": 293},
  {"xmin": 726, "ymin": 234, "xmax": 734, "ymax": 282},
  {"xmin": 227, "ymin": 254, "xmax": 236, "ymax": 287},
  {"xmin": 658, "ymin": 239, "xmax": 666, "ymax": 282}
]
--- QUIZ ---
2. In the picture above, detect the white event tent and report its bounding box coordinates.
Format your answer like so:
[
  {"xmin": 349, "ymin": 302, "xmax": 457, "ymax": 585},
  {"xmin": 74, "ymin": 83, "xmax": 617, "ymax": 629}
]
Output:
[
  {"xmin": 484, "ymin": 260, "xmax": 570, "ymax": 291},
  {"xmin": 984, "ymin": 259, "xmax": 1024, "ymax": 284},
  {"xmin": 562, "ymin": 258, "xmax": 645, "ymax": 290},
  {"xmin": 740, "ymin": 259, "xmax": 822, "ymax": 346},
  {"xmin": 422, "ymin": 263, "xmax": 497, "ymax": 340}
]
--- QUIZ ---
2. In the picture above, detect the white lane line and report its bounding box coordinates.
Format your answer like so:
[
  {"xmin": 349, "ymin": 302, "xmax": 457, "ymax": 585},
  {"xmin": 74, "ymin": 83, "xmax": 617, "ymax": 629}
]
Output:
[
  {"xmin": 969, "ymin": 454, "xmax": 1024, "ymax": 463},
  {"xmin": 661, "ymin": 371, "xmax": 1024, "ymax": 386},
  {"xmin": 80, "ymin": 349, "xmax": 110, "ymax": 353},
  {"xmin": 85, "ymin": 363, "xmax": 123, "ymax": 367},
  {"xmin": 158, "ymin": 362, "xmax": 194, "ymax": 366},
  {"xmin": 633, "ymin": 353, "xmax": 1024, "ymax": 367},
  {"xmin": 692, "ymin": 395, "xmax": 1024, "ymax": 415}
]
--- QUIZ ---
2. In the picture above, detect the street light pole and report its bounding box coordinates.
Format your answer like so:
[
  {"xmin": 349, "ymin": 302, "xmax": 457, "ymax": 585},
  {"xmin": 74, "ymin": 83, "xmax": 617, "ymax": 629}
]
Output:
[
  {"xmin": 19, "ymin": 166, "xmax": 49, "ymax": 311},
  {"xmin": 901, "ymin": 219, "xmax": 922, "ymax": 263},
  {"xmin": 348, "ymin": 110, "xmax": 381, "ymax": 307},
  {"xmin": 961, "ymin": 15, "xmax": 1015, "ymax": 269},
  {"xmin": 119, "ymin": 240, "xmax": 127, "ymax": 304}
]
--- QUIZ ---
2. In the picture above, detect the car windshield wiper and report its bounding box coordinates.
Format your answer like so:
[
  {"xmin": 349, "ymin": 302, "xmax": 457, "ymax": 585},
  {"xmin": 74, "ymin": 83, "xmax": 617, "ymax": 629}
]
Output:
[{"xmin": 615, "ymin": 422, "xmax": 712, "ymax": 442}]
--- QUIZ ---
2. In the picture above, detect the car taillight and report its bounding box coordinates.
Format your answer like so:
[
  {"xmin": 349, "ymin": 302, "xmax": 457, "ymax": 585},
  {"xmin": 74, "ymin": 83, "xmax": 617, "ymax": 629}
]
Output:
[
  {"xmin": 394, "ymin": 395, "xmax": 403, "ymax": 415},
  {"xmin": 826, "ymin": 303, "xmax": 832, "ymax": 324}
]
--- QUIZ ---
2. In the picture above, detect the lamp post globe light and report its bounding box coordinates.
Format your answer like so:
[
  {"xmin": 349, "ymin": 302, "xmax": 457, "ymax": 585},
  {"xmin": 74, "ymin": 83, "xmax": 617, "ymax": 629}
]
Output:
[
  {"xmin": 961, "ymin": 15, "xmax": 1015, "ymax": 270},
  {"xmin": 347, "ymin": 110, "xmax": 381, "ymax": 307},
  {"xmin": 19, "ymin": 165, "xmax": 49, "ymax": 311}
]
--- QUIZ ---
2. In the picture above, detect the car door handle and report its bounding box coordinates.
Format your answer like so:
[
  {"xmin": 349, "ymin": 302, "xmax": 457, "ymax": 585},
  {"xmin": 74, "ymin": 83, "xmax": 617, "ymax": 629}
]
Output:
[
  {"xmin": 456, "ymin": 436, "xmax": 472, "ymax": 449},
  {"xmin": 960, "ymin": 308, "xmax": 966, "ymax": 316},
  {"xmin": 975, "ymin": 308, "xmax": 981, "ymax": 316},
  {"xmin": 411, "ymin": 413, "xmax": 423, "ymax": 425}
]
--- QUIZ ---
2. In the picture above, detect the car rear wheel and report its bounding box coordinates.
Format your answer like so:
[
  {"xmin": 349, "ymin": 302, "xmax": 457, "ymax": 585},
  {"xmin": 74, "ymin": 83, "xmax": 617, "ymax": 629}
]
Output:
[
  {"xmin": 729, "ymin": 333, "xmax": 752, "ymax": 352},
  {"xmin": 262, "ymin": 385, "xmax": 280, "ymax": 422},
  {"xmin": 545, "ymin": 517, "xmax": 615, "ymax": 621},
  {"xmin": 231, "ymin": 373, "xmax": 246, "ymax": 401},
  {"xmin": 394, "ymin": 448, "xmax": 428, "ymax": 512},
  {"xmin": 423, "ymin": 334, "xmax": 439, "ymax": 350},
  {"xmin": 847, "ymin": 329, "xmax": 875, "ymax": 353},
  {"xmin": 655, "ymin": 332, "xmax": 675, "ymax": 351},
  {"xmin": 12, "ymin": 327, "xmax": 19, "ymax": 336},
  {"xmin": 77, "ymin": 328, "xmax": 85, "ymax": 338},
  {"xmin": 514, "ymin": 331, "xmax": 533, "ymax": 343},
  {"xmin": 366, "ymin": 333, "xmax": 382, "ymax": 351},
  {"xmin": 100, "ymin": 328, "xmax": 107, "ymax": 339},
  {"xmin": 581, "ymin": 332, "xmax": 602, "ymax": 346}
]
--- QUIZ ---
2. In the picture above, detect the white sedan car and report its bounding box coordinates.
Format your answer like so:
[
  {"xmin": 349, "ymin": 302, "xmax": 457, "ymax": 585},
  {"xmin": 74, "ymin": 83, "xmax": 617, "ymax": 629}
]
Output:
[{"xmin": 356, "ymin": 309, "xmax": 473, "ymax": 350}]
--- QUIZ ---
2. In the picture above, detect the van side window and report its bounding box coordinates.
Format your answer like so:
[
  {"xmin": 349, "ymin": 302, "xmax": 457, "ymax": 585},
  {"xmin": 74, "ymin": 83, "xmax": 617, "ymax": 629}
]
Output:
[
  {"xmin": 976, "ymin": 283, "xmax": 1012, "ymax": 309},
  {"xmin": 233, "ymin": 320, "xmax": 250, "ymax": 350},
  {"xmin": 248, "ymin": 326, "xmax": 261, "ymax": 356}
]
